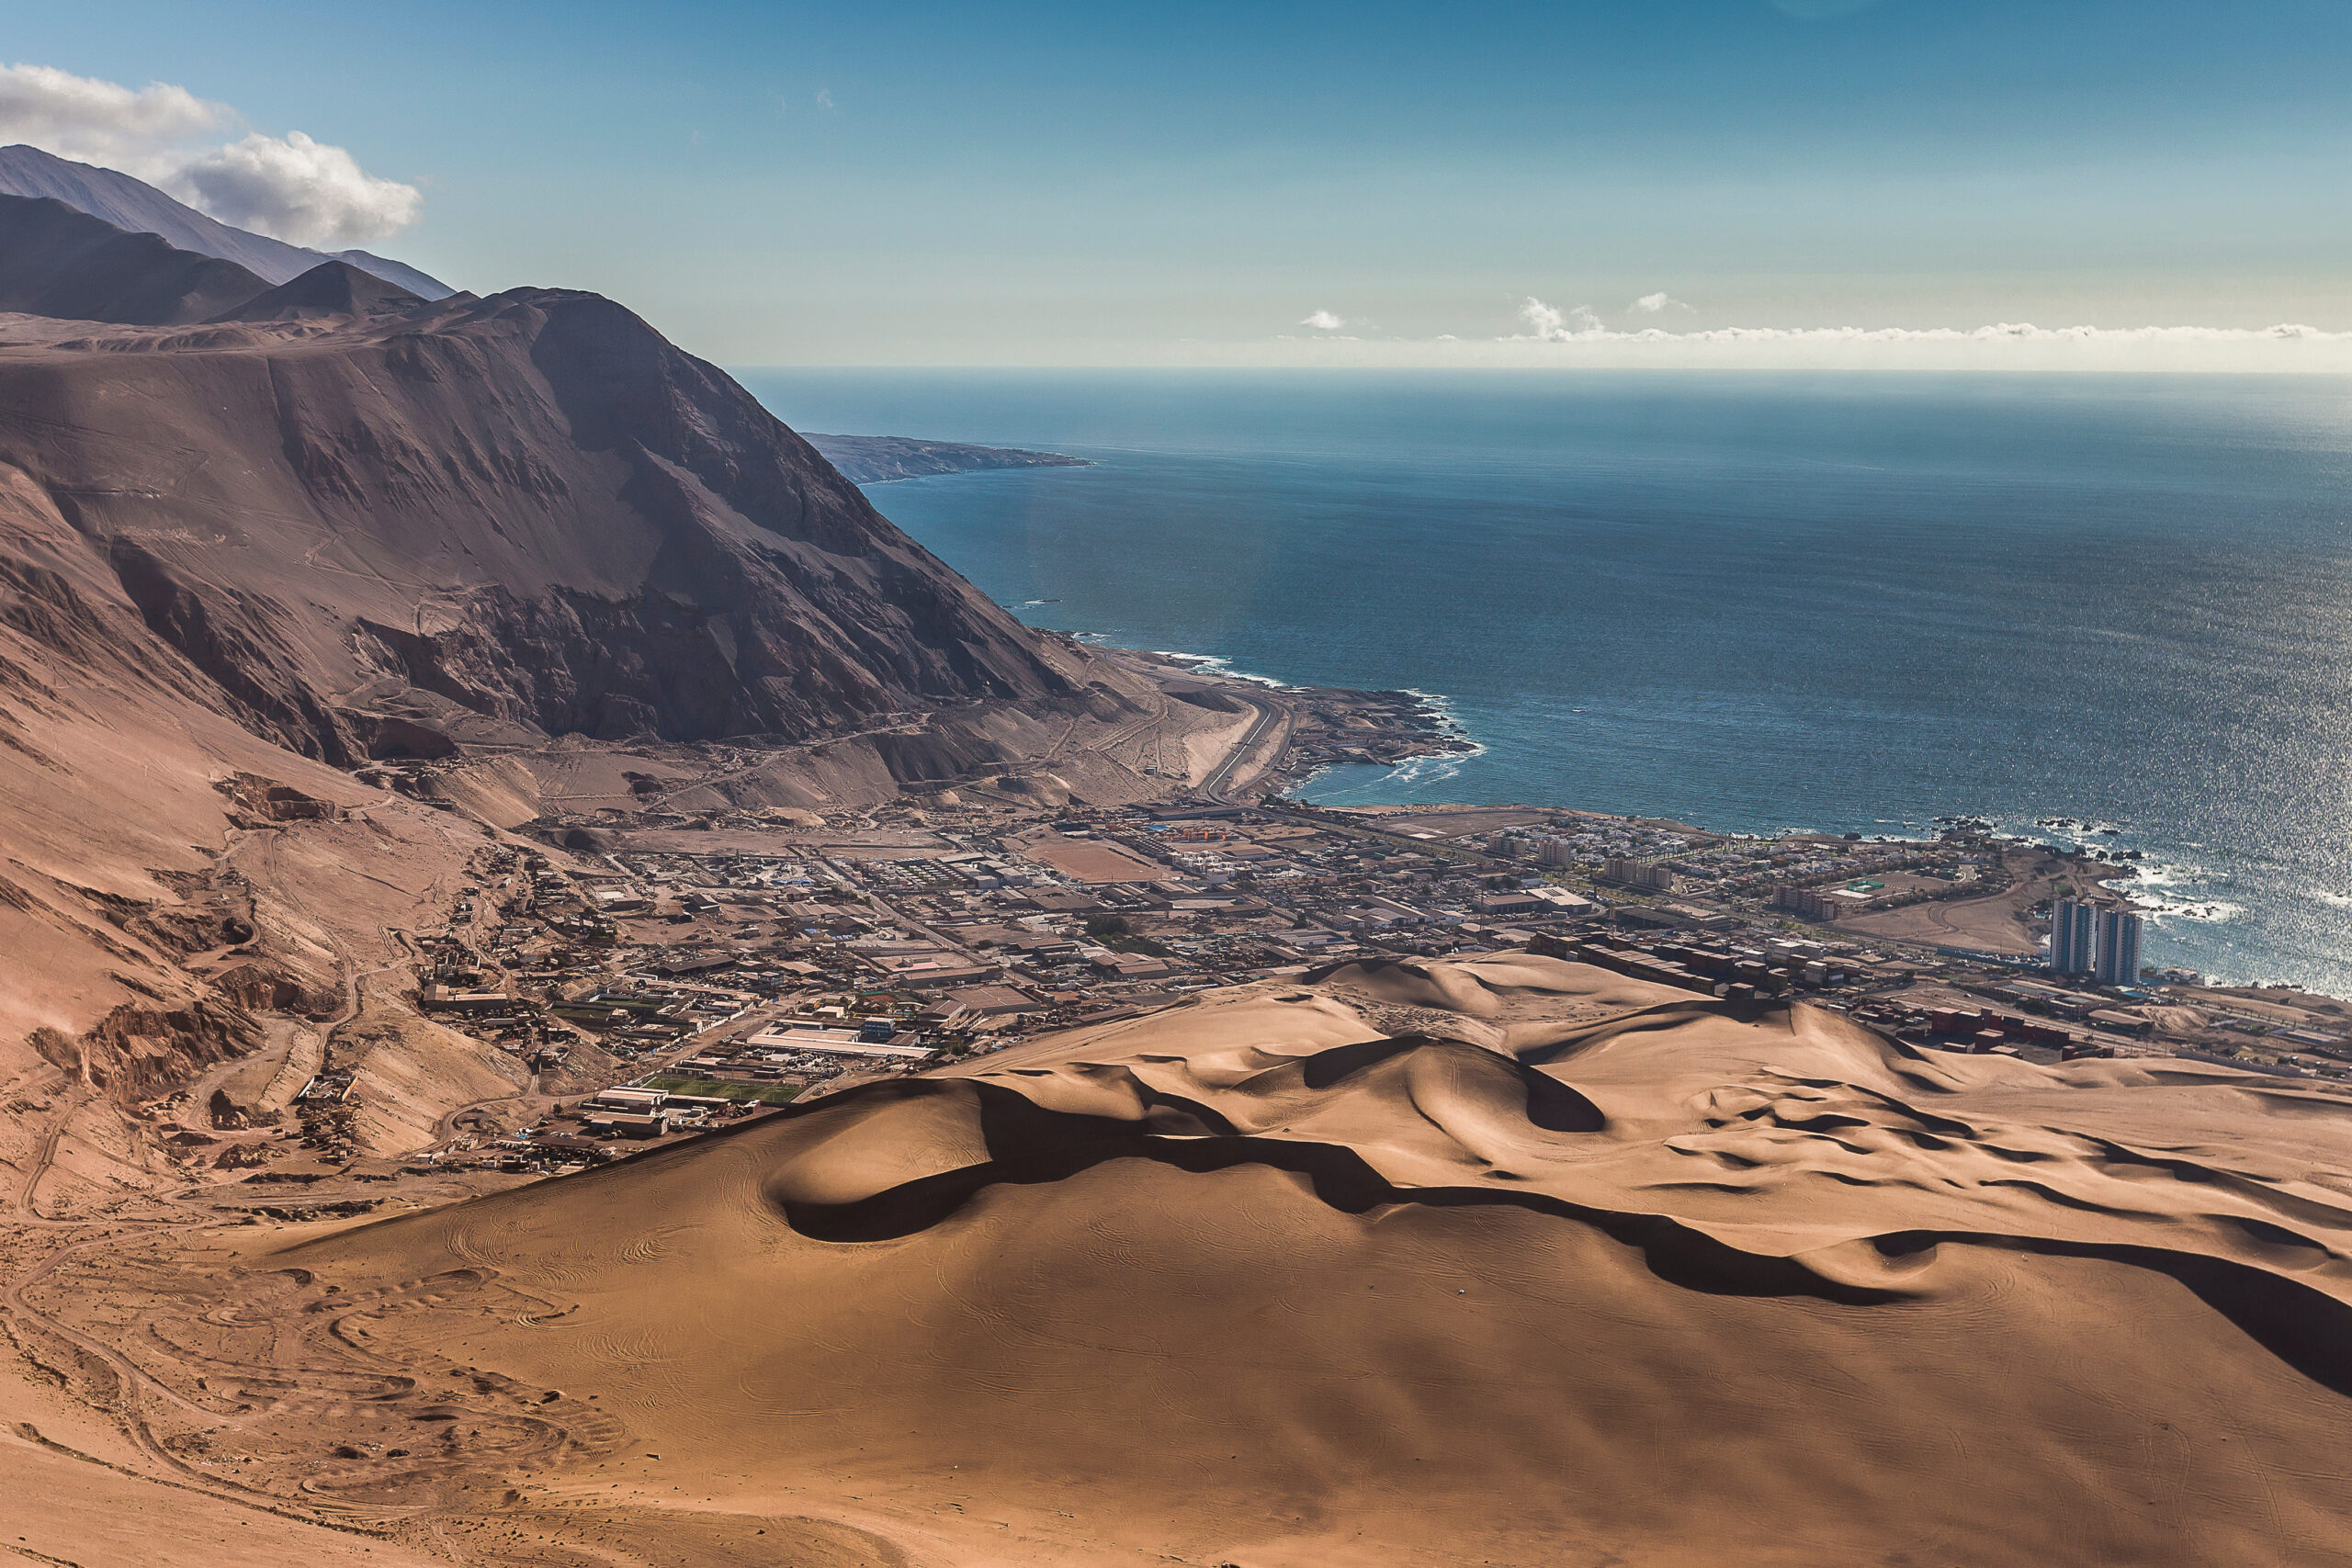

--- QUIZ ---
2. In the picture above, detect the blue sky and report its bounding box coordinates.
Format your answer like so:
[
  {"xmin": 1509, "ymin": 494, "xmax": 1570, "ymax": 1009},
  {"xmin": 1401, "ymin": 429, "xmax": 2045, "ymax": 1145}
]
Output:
[{"xmin": 9, "ymin": 1, "xmax": 2352, "ymax": 365}]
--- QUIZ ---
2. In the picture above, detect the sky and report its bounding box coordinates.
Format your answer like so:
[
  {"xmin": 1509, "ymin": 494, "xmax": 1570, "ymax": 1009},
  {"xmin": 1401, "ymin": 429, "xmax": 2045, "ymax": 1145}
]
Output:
[{"xmin": 6, "ymin": 0, "xmax": 2352, "ymax": 368}]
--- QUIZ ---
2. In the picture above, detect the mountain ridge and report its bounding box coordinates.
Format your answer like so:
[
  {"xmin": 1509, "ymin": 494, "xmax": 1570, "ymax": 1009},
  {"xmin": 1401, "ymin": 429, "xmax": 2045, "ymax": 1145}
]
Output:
[
  {"xmin": 0, "ymin": 284, "xmax": 1091, "ymax": 758},
  {"xmin": 0, "ymin": 142, "xmax": 452, "ymax": 298}
]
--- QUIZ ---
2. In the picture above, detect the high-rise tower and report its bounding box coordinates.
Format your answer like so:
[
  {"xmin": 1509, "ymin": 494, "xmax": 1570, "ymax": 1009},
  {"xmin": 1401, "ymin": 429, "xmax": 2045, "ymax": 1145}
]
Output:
[
  {"xmin": 2094, "ymin": 907, "xmax": 2143, "ymax": 987},
  {"xmin": 2050, "ymin": 897, "xmax": 2097, "ymax": 976}
]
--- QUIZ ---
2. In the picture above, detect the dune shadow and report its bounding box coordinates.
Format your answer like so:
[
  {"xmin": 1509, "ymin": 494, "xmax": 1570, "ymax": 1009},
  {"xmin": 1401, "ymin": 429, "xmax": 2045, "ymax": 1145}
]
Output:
[
  {"xmin": 776, "ymin": 1079, "xmax": 1901, "ymax": 1306},
  {"xmin": 1872, "ymin": 1229, "xmax": 2352, "ymax": 1399}
]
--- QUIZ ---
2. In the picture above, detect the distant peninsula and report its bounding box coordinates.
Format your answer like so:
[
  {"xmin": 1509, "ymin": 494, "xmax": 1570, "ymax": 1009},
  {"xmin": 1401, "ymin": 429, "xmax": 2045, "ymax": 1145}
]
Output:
[{"xmin": 804, "ymin": 431, "xmax": 1091, "ymax": 484}]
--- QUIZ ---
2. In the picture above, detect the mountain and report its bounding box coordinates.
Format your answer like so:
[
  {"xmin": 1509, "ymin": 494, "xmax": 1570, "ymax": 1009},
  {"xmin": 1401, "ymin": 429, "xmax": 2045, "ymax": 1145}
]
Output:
[
  {"xmin": 324, "ymin": 246, "xmax": 447, "ymax": 299},
  {"xmin": 0, "ymin": 196, "xmax": 1149, "ymax": 1170},
  {"xmin": 209, "ymin": 256, "xmax": 424, "ymax": 321},
  {"xmin": 0, "ymin": 284, "xmax": 1084, "ymax": 761},
  {"xmin": 0, "ymin": 142, "xmax": 453, "ymax": 298},
  {"xmin": 0, "ymin": 194, "xmax": 273, "ymax": 323}
]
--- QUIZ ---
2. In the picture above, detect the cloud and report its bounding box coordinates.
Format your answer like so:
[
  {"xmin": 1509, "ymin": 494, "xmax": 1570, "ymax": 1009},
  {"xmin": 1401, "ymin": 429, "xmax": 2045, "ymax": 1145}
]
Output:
[
  {"xmin": 816, "ymin": 88, "xmax": 835, "ymax": 111},
  {"xmin": 1517, "ymin": 298, "xmax": 1604, "ymax": 341},
  {"xmin": 1300, "ymin": 309, "xmax": 1347, "ymax": 331},
  {"xmin": 1500, "ymin": 321, "xmax": 2352, "ymax": 347},
  {"xmin": 1632, "ymin": 291, "xmax": 1690, "ymax": 313},
  {"xmin": 0, "ymin": 62, "xmax": 227, "ymax": 175},
  {"xmin": 0, "ymin": 62, "xmax": 419, "ymax": 246},
  {"xmin": 175, "ymin": 131, "xmax": 420, "ymax": 246},
  {"xmin": 1241, "ymin": 309, "xmax": 2352, "ymax": 371}
]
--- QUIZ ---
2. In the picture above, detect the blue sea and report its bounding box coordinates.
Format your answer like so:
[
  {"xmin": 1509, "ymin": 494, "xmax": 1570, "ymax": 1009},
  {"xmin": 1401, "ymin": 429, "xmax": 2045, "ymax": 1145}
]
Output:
[{"xmin": 741, "ymin": 369, "xmax": 2352, "ymax": 995}]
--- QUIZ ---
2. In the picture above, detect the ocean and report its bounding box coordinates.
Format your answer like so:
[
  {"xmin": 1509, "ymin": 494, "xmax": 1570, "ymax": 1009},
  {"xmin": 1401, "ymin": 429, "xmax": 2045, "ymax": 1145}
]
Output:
[{"xmin": 741, "ymin": 369, "xmax": 2352, "ymax": 994}]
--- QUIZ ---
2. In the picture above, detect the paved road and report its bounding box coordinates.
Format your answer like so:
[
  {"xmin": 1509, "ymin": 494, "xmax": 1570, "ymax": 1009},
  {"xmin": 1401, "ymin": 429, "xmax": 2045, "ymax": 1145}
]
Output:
[{"xmin": 1198, "ymin": 699, "xmax": 1284, "ymax": 803}]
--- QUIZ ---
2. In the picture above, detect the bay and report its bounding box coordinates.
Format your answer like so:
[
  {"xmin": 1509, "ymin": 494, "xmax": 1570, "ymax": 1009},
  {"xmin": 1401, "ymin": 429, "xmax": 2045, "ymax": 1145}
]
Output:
[{"xmin": 741, "ymin": 368, "xmax": 2352, "ymax": 994}]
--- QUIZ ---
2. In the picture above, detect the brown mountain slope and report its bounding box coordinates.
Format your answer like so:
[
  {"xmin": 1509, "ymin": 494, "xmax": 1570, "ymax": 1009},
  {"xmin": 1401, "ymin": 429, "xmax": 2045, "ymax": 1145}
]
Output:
[
  {"xmin": 0, "ymin": 285, "xmax": 1088, "ymax": 761},
  {"xmin": 212, "ymin": 256, "xmax": 425, "ymax": 321},
  {"xmin": 0, "ymin": 212, "xmax": 1181, "ymax": 1179},
  {"xmin": 0, "ymin": 456, "xmax": 548, "ymax": 1208},
  {"xmin": 56, "ymin": 956, "xmax": 2352, "ymax": 1567},
  {"xmin": 0, "ymin": 193, "xmax": 274, "ymax": 323},
  {"xmin": 0, "ymin": 142, "xmax": 454, "ymax": 297}
]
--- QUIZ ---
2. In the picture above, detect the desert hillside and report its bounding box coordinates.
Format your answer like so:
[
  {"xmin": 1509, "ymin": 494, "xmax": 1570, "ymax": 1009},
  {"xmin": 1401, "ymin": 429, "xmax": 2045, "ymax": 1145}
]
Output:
[
  {"xmin": 0, "ymin": 275, "xmax": 1090, "ymax": 761},
  {"xmin": 0, "ymin": 196, "xmax": 1197, "ymax": 1177},
  {"xmin": 17, "ymin": 956, "xmax": 2344, "ymax": 1566}
]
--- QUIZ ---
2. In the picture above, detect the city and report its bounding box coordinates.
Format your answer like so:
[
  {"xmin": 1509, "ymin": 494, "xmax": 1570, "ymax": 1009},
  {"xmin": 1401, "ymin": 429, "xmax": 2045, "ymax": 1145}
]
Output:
[{"xmin": 196, "ymin": 772, "xmax": 2346, "ymax": 1185}]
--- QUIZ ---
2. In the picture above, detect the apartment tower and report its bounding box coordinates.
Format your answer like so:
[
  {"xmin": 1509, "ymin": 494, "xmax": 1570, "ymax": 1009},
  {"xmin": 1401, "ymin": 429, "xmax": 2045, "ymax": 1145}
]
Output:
[
  {"xmin": 2093, "ymin": 907, "xmax": 2144, "ymax": 987},
  {"xmin": 2050, "ymin": 897, "xmax": 2097, "ymax": 976}
]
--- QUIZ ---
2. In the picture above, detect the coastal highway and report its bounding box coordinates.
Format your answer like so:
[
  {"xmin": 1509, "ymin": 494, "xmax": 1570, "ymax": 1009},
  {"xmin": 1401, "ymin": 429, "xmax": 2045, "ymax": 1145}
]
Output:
[{"xmin": 1197, "ymin": 698, "xmax": 1287, "ymax": 803}]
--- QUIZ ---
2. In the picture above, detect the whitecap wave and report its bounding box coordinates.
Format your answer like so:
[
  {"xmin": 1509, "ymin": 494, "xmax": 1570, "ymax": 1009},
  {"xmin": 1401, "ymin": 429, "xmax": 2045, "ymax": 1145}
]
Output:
[
  {"xmin": 2129, "ymin": 894, "xmax": 2245, "ymax": 925},
  {"xmin": 1158, "ymin": 650, "xmax": 1294, "ymax": 689}
]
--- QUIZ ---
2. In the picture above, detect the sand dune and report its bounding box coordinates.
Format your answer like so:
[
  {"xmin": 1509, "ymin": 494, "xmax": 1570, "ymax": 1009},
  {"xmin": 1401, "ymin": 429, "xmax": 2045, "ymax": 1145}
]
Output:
[{"xmin": 33, "ymin": 954, "xmax": 2329, "ymax": 1565}]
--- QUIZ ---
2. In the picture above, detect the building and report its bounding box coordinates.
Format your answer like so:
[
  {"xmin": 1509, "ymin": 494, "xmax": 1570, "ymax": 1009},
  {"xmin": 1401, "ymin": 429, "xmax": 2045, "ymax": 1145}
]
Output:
[
  {"xmin": 1601, "ymin": 857, "xmax": 1674, "ymax": 892},
  {"xmin": 1772, "ymin": 886, "xmax": 1839, "ymax": 922},
  {"xmin": 419, "ymin": 984, "xmax": 516, "ymax": 1014},
  {"xmin": 1535, "ymin": 839, "xmax": 1574, "ymax": 869},
  {"xmin": 2094, "ymin": 907, "xmax": 2143, "ymax": 987},
  {"xmin": 942, "ymin": 984, "xmax": 1038, "ymax": 1018},
  {"xmin": 2050, "ymin": 897, "xmax": 2096, "ymax": 976},
  {"xmin": 585, "ymin": 1111, "xmax": 671, "ymax": 1139}
]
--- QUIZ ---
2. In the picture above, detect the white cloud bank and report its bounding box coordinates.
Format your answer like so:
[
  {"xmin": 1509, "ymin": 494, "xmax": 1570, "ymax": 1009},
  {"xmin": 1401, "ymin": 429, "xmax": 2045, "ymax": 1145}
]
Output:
[
  {"xmin": 1519, "ymin": 299, "xmax": 1601, "ymax": 339},
  {"xmin": 1300, "ymin": 309, "xmax": 1347, "ymax": 330},
  {"xmin": 177, "ymin": 131, "xmax": 419, "ymax": 245},
  {"xmin": 0, "ymin": 63, "xmax": 226, "ymax": 172},
  {"xmin": 0, "ymin": 62, "xmax": 420, "ymax": 246},
  {"xmin": 1196, "ymin": 298, "xmax": 2352, "ymax": 372},
  {"xmin": 1403, "ymin": 295, "xmax": 2352, "ymax": 371},
  {"xmin": 1508, "ymin": 296, "xmax": 2352, "ymax": 349}
]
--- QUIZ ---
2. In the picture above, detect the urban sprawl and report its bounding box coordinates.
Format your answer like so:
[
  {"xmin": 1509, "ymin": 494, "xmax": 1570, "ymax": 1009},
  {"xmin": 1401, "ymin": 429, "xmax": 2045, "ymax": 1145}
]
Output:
[{"xmin": 237, "ymin": 784, "xmax": 2352, "ymax": 1179}]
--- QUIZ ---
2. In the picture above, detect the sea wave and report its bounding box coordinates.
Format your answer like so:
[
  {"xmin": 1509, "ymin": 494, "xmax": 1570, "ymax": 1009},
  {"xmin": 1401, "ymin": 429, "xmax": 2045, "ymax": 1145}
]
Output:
[
  {"xmin": 2128, "ymin": 893, "xmax": 2245, "ymax": 925},
  {"xmin": 1157, "ymin": 650, "xmax": 1293, "ymax": 689},
  {"xmin": 2129, "ymin": 855, "xmax": 2228, "ymax": 892}
]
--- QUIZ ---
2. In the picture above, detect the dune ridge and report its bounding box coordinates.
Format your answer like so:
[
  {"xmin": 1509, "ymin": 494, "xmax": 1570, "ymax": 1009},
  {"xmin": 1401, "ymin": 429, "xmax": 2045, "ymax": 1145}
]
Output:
[{"xmin": 25, "ymin": 953, "xmax": 2341, "ymax": 1565}]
